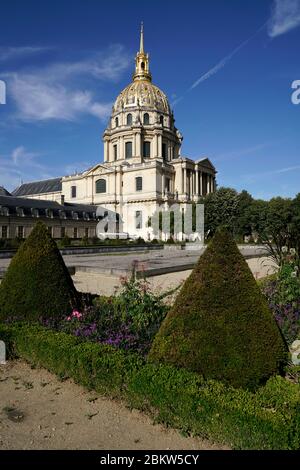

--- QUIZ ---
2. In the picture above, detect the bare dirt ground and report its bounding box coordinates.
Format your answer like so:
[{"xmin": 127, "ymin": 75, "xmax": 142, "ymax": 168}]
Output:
[{"xmin": 0, "ymin": 361, "xmax": 228, "ymax": 450}]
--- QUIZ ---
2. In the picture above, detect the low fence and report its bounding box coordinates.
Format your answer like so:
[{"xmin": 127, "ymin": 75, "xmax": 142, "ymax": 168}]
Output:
[{"xmin": 0, "ymin": 244, "xmax": 164, "ymax": 259}]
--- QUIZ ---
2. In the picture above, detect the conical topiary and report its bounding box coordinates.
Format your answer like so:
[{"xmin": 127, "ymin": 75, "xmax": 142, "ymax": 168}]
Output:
[
  {"xmin": 149, "ymin": 228, "xmax": 287, "ymax": 390},
  {"xmin": 0, "ymin": 221, "xmax": 80, "ymax": 322}
]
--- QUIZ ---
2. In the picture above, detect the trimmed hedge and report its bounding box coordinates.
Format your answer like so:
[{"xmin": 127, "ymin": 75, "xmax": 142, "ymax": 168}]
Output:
[
  {"xmin": 0, "ymin": 221, "xmax": 80, "ymax": 322},
  {"xmin": 1, "ymin": 323, "xmax": 299, "ymax": 449},
  {"xmin": 149, "ymin": 228, "xmax": 287, "ymax": 390}
]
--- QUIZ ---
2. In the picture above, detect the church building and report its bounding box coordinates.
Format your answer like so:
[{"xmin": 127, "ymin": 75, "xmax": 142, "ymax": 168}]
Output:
[{"xmin": 12, "ymin": 26, "xmax": 217, "ymax": 240}]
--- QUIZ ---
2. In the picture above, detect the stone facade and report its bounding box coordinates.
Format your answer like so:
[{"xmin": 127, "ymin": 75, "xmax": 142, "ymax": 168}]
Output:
[
  {"xmin": 11, "ymin": 25, "xmax": 217, "ymax": 240},
  {"xmin": 0, "ymin": 191, "xmax": 97, "ymax": 240}
]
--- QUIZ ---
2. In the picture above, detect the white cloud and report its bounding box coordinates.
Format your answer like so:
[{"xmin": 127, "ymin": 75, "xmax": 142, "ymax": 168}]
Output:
[
  {"xmin": 8, "ymin": 75, "xmax": 112, "ymax": 121},
  {"xmin": 3, "ymin": 44, "xmax": 129, "ymax": 122},
  {"xmin": 268, "ymin": 0, "xmax": 300, "ymax": 38},
  {"xmin": 11, "ymin": 146, "xmax": 42, "ymax": 167},
  {"xmin": 243, "ymin": 164, "xmax": 300, "ymax": 184},
  {"xmin": 0, "ymin": 46, "xmax": 49, "ymax": 62},
  {"xmin": 0, "ymin": 146, "xmax": 55, "ymax": 191}
]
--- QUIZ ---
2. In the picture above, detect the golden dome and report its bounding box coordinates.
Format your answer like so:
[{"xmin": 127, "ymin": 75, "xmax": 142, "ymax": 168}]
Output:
[
  {"xmin": 113, "ymin": 80, "xmax": 170, "ymax": 115},
  {"xmin": 113, "ymin": 24, "xmax": 171, "ymax": 116}
]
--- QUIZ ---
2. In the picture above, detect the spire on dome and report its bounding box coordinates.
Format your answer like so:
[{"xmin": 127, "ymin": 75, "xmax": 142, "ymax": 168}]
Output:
[
  {"xmin": 140, "ymin": 22, "xmax": 144, "ymax": 53},
  {"xmin": 133, "ymin": 22, "xmax": 152, "ymax": 82}
]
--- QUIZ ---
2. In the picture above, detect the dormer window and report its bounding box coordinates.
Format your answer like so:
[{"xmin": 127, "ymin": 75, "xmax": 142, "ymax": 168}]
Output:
[
  {"xmin": 0, "ymin": 206, "xmax": 9, "ymax": 216},
  {"xmin": 31, "ymin": 208, "xmax": 39, "ymax": 217},
  {"xmin": 16, "ymin": 207, "xmax": 24, "ymax": 217}
]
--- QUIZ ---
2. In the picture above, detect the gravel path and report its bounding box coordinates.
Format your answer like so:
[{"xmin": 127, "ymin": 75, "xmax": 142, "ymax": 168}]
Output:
[{"xmin": 0, "ymin": 361, "xmax": 228, "ymax": 450}]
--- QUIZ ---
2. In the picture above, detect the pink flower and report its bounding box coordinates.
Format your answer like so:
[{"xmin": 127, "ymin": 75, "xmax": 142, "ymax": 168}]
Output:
[
  {"xmin": 67, "ymin": 316, "xmax": 71, "ymax": 321},
  {"xmin": 72, "ymin": 309, "xmax": 82, "ymax": 319}
]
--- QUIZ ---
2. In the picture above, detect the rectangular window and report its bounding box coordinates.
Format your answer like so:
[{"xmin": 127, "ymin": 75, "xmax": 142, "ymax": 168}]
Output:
[
  {"xmin": 73, "ymin": 227, "xmax": 78, "ymax": 238},
  {"xmin": 125, "ymin": 141, "xmax": 132, "ymax": 159},
  {"xmin": 143, "ymin": 141, "xmax": 150, "ymax": 158},
  {"xmin": 113, "ymin": 144, "xmax": 117, "ymax": 161},
  {"xmin": 71, "ymin": 186, "xmax": 76, "ymax": 198},
  {"xmin": 135, "ymin": 211, "xmax": 142, "ymax": 230},
  {"xmin": 166, "ymin": 178, "xmax": 170, "ymax": 192},
  {"xmin": 61, "ymin": 226, "xmax": 66, "ymax": 238},
  {"xmin": 17, "ymin": 226, "xmax": 24, "ymax": 238},
  {"xmin": 85, "ymin": 228, "xmax": 89, "ymax": 238},
  {"xmin": 136, "ymin": 177, "xmax": 143, "ymax": 191},
  {"xmin": 1, "ymin": 226, "xmax": 8, "ymax": 239},
  {"xmin": 47, "ymin": 226, "xmax": 52, "ymax": 237},
  {"xmin": 162, "ymin": 143, "xmax": 167, "ymax": 160}
]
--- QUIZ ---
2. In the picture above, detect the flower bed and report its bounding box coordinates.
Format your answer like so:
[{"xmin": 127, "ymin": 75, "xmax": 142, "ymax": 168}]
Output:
[{"xmin": 1, "ymin": 322, "xmax": 300, "ymax": 450}]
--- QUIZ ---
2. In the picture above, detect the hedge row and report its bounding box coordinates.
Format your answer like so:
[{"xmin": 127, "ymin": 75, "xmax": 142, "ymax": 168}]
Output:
[{"xmin": 1, "ymin": 323, "xmax": 300, "ymax": 450}]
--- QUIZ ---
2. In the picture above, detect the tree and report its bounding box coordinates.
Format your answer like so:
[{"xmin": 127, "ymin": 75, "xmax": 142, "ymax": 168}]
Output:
[
  {"xmin": 235, "ymin": 190, "xmax": 253, "ymax": 238},
  {"xmin": 0, "ymin": 221, "xmax": 80, "ymax": 322},
  {"xmin": 201, "ymin": 187, "xmax": 239, "ymax": 237},
  {"xmin": 149, "ymin": 228, "xmax": 287, "ymax": 390}
]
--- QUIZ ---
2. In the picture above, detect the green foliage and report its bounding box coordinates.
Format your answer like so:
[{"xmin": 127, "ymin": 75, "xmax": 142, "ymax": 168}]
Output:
[
  {"xmin": 149, "ymin": 228, "xmax": 287, "ymax": 390},
  {"xmin": 57, "ymin": 235, "xmax": 71, "ymax": 248},
  {"xmin": 92, "ymin": 275, "xmax": 168, "ymax": 351},
  {"xmin": 0, "ymin": 238, "xmax": 23, "ymax": 251},
  {"xmin": 200, "ymin": 187, "xmax": 240, "ymax": 237},
  {"xmin": 0, "ymin": 221, "xmax": 80, "ymax": 322},
  {"xmin": 277, "ymin": 262, "xmax": 300, "ymax": 305},
  {"xmin": 1, "ymin": 322, "xmax": 299, "ymax": 449}
]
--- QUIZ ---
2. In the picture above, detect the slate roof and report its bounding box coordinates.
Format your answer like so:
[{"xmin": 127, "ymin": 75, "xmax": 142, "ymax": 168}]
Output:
[
  {"xmin": 12, "ymin": 178, "xmax": 62, "ymax": 196},
  {"xmin": 0, "ymin": 195, "xmax": 97, "ymax": 219},
  {"xmin": 0, "ymin": 186, "xmax": 12, "ymax": 196}
]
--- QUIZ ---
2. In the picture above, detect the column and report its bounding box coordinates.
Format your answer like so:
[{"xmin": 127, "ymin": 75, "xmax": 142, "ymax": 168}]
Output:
[
  {"xmin": 199, "ymin": 171, "xmax": 203, "ymax": 196},
  {"xmin": 136, "ymin": 132, "xmax": 141, "ymax": 158},
  {"xmin": 133, "ymin": 133, "xmax": 136, "ymax": 157},
  {"xmin": 162, "ymin": 173, "xmax": 165, "ymax": 195},
  {"xmin": 154, "ymin": 134, "xmax": 158, "ymax": 158},
  {"xmin": 177, "ymin": 166, "xmax": 182, "ymax": 196},
  {"xmin": 195, "ymin": 168, "xmax": 199, "ymax": 196},
  {"xmin": 207, "ymin": 174, "xmax": 210, "ymax": 194},
  {"xmin": 104, "ymin": 140, "xmax": 109, "ymax": 162},
  {"xmin": 183, "ymin": 167, "xmax": 186, "ymax": 194},
  {"xmin": 157, "ymin": 134, "xmax": 162, "ymax": 158},
  {"xmin": 119, "ymin": 136, "xmax": 123, "ymax": 160}
]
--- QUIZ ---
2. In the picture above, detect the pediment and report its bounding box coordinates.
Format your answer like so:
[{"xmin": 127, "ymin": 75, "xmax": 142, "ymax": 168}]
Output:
[
  {"xmin": 84, "ymin": 163, "xmax": 110, "ymax": 176},
  {"xmin": 195, "ymin": 157, "xmax": 216, "ymax": 171}
]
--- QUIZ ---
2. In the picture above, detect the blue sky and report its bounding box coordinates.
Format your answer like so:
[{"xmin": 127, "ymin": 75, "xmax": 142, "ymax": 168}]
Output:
[{"xmin": 0, "ymin": 0, "xmax": 299, "ymax": 199}]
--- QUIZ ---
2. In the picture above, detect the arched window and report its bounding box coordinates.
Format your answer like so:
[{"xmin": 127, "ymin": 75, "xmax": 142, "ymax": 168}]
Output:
[
  {"xmin": 96, "ymin": 179, "xmax": 106, "ymax": 194},
  {"xmin": 143, "ymin": 113, "xmax": 150, "ymax": 125},
  {"xmin": 115, "ymin": 117, "xmax": 119, "ymax": 127},
  {"xmin": 160, "ymin": 115, "xmax": 164, "ymax": 125},
  {"xmin": 126, "ymin": 113, "xmax": 132, "ymax": 126}
]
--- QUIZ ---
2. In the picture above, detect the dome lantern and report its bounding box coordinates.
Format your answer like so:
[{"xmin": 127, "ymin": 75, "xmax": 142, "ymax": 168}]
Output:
[{"xmin": 133, "ymin": 22, "xmax": 152, "ymax": 82}]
